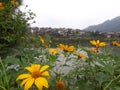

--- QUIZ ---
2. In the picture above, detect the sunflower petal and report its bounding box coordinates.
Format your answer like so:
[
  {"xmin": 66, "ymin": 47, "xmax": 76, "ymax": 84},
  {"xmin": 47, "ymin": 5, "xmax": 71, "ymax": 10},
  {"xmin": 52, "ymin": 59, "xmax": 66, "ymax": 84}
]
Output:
[
  {"xmin": 100, "ymin": 42, "xmax": 106, "ymax": 46},
  {"xmin": 16, "ymin": 74, "xmax": 31, "ymax": 81},
  {"xmin": 41, "ymin": 71, "xmax": 50, "ymax": 78},
  {"xmin": 97, "ymin": 40, "xmax": 100, "ymax": 44},
  {"xmin": 25, "ymin": 67, "xmax": 33, "ymax": 73},
  {"xmin": 35, "ymin": 79, "xmax": 43, "ymax": 90},
  {"xmin": 90, "ymin": 40, "xmax": 96, "ymax": 45},
  {"xmin": 35, "ymin": 77, "xmax": 48, "ymax": 88},
  {"xmin": 40, "ymin": 65, "xmax": 49, "ymax": 72},
  {"xmin": 31, "ymin": 64, "xmax": 40, "ymax": 71},
  {"xmin": 20, "ymin": 77, "xmax": 32, "ymax": 87},
  {"xmin": 24, "ymin": 78, "xmax": 34, "ymax": 90}
]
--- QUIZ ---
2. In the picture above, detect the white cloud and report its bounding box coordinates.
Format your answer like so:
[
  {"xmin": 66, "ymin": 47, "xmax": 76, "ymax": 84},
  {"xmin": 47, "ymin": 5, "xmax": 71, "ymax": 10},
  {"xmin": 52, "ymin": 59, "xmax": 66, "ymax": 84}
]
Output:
[{"xmin": 21, "ymin": 0, "xmax": 120, "ymax": 29}]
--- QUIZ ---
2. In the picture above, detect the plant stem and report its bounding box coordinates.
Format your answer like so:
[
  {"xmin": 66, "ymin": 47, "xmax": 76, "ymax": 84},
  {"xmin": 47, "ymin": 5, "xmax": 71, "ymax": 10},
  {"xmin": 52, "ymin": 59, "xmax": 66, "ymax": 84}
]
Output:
[
  {"xmin": 0, "ymin": 85, "xmax": 7, "ymax": 90},
  {"xmin": 0, "ymin": 58, "xmax": 9, "ymax": 90},
  {"xmin": 104, "ymin": 74, "xmax": 120, "ymax": 90}
]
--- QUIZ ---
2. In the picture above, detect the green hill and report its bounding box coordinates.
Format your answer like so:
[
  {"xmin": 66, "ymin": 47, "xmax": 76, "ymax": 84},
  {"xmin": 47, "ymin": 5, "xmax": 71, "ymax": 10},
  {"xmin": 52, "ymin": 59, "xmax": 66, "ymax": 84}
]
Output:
[{"xmin": 84, "ymin": 16, "xmax": 120, "ymax": 32}]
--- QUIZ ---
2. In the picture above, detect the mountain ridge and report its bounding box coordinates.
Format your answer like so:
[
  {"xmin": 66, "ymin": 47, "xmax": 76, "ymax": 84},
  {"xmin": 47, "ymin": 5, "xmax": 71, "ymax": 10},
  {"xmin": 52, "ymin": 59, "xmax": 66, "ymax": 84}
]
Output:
[{"xmin": 84, "ymin": 16, "xmax": 120, "ymax": 32}]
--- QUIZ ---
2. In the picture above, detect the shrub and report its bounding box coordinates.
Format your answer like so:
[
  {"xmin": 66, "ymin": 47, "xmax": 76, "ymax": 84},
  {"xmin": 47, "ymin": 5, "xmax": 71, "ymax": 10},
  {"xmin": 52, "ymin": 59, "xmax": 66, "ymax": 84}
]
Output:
[{"xmin": 0, "ymin": 0, "xmax": 34, "ymax": 57}]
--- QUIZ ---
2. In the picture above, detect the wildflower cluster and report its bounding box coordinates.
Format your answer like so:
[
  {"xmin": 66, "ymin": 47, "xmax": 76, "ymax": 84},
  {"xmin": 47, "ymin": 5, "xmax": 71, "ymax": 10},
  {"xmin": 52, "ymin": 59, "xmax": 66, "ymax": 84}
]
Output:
[{"xmin": 0, "ymin": 38, "xmax": 120, "ymax": 90}]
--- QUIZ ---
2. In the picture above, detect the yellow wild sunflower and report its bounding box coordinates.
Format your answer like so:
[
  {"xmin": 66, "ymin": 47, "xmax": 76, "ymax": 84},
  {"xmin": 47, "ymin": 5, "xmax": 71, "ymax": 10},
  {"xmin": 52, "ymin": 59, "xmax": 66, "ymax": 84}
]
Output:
[
  {"xmin": 16, "ymin": 64, "xmax": 50, "ymax": 90},
  {"xmin": 115, "ymin": 43, "xmax": 120, "ymax": 47},
  {"xmin": 76, "ymin": 53, "xmax": 86, "ymax": 61},
  {"xmin": 112, "ymin": 41, "xmax": 118, "ymax": 45},
  {"xmin": 57, "ymin": 44, "xmax": 75, "ymax": 52},
  {"xmin": 112, "ymin": 41, "xmax": 120, "ymax": 47},
  {"xmin": 39, "ymin": 36, "xmax": 45, "ymax": 45},
  {"xmin": 0, "ymin": 2, "xmax": 4, "ymax": 10},
  {"xmin": 11, "ymin": 0, "xmax": 19, "ymax": 6},
  {"xmin": 49, "ymin": 48, "xmax": 57, "ymax": 55},
  {"xmin": 89, "ymin": 47, "xmax": 100, "ymax": 53},
  {"xmin": 56, "ymin": 80, "xmax": 66, "ymax": 90},
  {"xmin": 38, "ymin": 36, "xmax": 48, "ymax": 48},
  {"xmin": 90, "ymin": 40, "xmax": 107, "ymax": 47}
]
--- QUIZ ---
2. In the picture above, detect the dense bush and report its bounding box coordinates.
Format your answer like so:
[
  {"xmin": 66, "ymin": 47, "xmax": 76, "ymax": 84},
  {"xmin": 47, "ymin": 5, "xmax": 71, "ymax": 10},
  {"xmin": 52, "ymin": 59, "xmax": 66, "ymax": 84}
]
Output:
[{"xmin": 0, "ymin": 0, "xmax": 34, "ymax": 57}]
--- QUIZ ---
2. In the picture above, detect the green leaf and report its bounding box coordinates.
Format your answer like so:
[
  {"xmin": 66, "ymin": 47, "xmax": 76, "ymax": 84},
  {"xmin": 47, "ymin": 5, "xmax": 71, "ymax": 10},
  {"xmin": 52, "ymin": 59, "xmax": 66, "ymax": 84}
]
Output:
[
  {"xmin": 95, "ymin": 72, "xmax": 110, "ymax": 84},
  {"xmin": 5, "ymin": 56, "xmax": 22, "ymax": 65}
]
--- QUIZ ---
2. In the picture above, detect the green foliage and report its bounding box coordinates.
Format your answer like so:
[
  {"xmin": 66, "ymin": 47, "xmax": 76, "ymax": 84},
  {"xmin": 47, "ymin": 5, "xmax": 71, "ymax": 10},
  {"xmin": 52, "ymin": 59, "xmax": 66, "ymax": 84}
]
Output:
[{"xmin": 0, "ymin": 1, "xmax": 35, "ymax": 57}]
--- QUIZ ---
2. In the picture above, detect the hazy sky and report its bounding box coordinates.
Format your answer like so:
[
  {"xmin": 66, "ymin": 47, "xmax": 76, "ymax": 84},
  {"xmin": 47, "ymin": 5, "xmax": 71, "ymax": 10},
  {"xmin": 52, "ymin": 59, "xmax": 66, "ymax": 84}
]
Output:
[{"xmin": 21, "ymin": 0, "xmax": 120, "ymax": 29}]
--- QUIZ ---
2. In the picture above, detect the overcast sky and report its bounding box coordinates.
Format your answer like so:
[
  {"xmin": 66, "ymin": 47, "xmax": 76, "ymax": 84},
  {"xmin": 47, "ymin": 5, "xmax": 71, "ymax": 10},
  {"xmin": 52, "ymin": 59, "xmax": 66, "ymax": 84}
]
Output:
[{"xmin": 21, "ymin": 0, "xmax": 120, "ymax": 29}]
